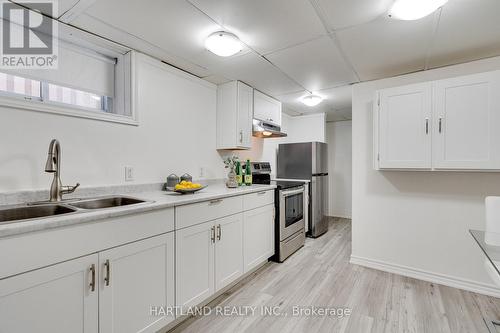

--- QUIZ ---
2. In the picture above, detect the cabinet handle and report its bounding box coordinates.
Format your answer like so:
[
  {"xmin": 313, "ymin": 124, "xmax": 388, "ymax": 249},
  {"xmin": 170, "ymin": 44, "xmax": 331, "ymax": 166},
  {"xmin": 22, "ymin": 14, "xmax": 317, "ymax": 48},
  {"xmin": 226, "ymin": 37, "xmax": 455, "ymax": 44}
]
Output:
[
  {"xmin": 89, "ymin": 264, "xmax": 96, "ymax": 292},
  {"xmin": 239, "ymin": 130, "xmax": 243, "ymax": 143},
  {"xmin": 209, "ymin": 199, "xmax": 223, "ymax": 205},
  {"xmin": 439, "ymin": 117, "xmax": 443, "ymax": 133},
  {"xmin": 217, "ymin": 224, "xmax": 221, "ymax": 241},
  {"xmin": 257, "ymin": 191, "xmax": 267, "ymax": 195},
  {"xmin": 211, "ymin": 226, "xmax": 216, "ymax": 243},
  {"xmin": 425, "ymin": 118, "xmax": 429, "ymax": 134},
  {"xmin": 104, "ymin": 260, "xmax": 110, "ymax": 286}
]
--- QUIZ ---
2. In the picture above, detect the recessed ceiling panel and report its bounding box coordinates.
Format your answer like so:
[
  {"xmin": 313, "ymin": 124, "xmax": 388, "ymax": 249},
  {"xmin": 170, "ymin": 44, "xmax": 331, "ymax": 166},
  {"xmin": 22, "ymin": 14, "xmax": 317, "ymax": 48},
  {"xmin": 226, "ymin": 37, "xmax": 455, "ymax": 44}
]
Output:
[
  {"xmin": 315, "ymin": 0, "xmax": 393, "ymax": 30},
  {"xmin": 266, "ymin": 36, "xmax": 359, "ymax": 92},
  {"xmin": 188, "ymin": 0, "xmax": 326, "ymax": 54},
  {"xmin": 336, "ymin": 14, "xmax": 436, "ymax": 81},
  {"xmin": 427, "ymin": 0, "xmax": 500, "ymax": 68}
]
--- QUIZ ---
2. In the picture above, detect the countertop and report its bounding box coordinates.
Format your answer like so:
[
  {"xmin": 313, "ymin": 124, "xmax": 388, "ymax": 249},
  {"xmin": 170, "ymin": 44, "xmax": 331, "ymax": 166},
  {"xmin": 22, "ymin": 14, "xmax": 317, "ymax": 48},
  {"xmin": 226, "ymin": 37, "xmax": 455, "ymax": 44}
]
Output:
[{"xmin": 0, "ymin": 183, "xmax": 276, "ymax": 239}]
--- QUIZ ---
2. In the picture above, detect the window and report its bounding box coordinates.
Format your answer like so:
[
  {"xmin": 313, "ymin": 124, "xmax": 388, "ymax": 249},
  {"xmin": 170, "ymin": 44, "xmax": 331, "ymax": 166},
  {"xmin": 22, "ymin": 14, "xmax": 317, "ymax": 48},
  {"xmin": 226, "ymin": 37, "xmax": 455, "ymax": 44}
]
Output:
[
  {"xmin": 0, "ymin": 37, "xmax": 134, "ymax": 125},
  {"xmin": 0, "ymin": 72, "xmax": 112, "ymax": 113}
]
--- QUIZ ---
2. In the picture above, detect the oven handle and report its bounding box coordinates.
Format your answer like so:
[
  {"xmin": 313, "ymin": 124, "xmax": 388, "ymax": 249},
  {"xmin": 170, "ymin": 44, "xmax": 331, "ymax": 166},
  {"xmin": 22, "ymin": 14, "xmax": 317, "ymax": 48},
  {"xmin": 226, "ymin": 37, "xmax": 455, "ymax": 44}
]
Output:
[{"xmin": 281, "ymin": 188, "xmax": 304, "ymax": 197}]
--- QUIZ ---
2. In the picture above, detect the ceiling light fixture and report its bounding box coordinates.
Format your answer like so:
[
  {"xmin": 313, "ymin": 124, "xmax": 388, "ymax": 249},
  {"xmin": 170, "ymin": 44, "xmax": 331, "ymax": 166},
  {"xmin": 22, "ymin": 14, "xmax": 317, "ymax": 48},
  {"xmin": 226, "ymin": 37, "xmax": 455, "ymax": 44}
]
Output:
[
  {"xmin": 205, "ymin": 31, "xmax": 243, "ymax": 57},
  {"xmin": 389, "ymin": 0, "xmax": 448, "ymax": 20},
  {"xmin": 301, "ymin": 95, "xmax": 323, "ymax": 107}
]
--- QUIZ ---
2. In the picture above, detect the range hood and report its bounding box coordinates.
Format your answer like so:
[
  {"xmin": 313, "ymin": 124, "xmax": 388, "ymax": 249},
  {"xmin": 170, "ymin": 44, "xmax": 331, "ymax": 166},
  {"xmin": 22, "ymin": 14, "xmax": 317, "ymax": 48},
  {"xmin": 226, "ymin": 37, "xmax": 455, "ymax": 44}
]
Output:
[{"xmin": 252, "ymin": 119, "xmax": 287, "ymax": 138}]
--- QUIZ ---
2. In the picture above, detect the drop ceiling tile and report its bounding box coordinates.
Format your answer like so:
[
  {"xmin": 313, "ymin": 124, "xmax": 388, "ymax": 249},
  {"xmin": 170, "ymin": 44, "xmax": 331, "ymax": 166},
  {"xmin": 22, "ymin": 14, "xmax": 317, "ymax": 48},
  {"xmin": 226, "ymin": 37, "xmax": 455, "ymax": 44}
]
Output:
[
  {"xmin": 428, "ymin": 0, "xmax": 500, "ymax": 68},
  {"xmin": 71, "ymin": 7, "xmax": 214, "ymax": 77},
  {"xmin": 188, "ymin": 0, "xmax": 326, "ymax": 54},
  {"xmin": 11, "ymin": 0, "xmax": 79, "ymax": 17},
  {"xmin": 336, "ymin": 14, "xmax": 436, "ymax": 81},
  {"xmin": 326, "ymin": 112, "xmax": 344, "ymax": 122},
  {"xmin": 266, "ymin": 36, "xmax": 358, "ymax": 92},
  {"xmin": 206, "ymin": 52, "xmax": 303, "ymax": 96},
  {"xmin": 277, "ymin": 84, "xmax": 352, "ymax": 115},
  {"xmin": 80, "ymin": 0, "xmax": 222, "ymax": 66},
  {"xmin": 202, "ymin": 74, "xmax": 231, "ymax": 85},
  {"xmin": 314, "ymin": 0, "xmax": 393, "ymax": 30}
]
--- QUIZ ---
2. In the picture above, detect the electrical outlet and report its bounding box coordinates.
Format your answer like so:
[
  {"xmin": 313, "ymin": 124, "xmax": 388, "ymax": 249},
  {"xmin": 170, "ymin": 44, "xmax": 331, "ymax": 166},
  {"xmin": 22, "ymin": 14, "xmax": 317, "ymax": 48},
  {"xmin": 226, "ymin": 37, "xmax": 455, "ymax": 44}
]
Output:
[
  {"xmin": 125, "ymin": 166, "xmax": 134, "ymax": 181},
  {"xmin": 199, "ymin": 167, "xmax": 205, "ymax": 178}
]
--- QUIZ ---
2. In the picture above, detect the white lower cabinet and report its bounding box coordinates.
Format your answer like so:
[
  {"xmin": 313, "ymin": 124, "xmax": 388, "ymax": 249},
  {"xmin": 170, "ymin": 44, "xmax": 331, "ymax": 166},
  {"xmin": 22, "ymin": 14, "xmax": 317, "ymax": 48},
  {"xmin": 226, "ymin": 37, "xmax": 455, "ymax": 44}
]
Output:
[
  {"xmin": 215, "ymin": 214, "xmax": 244, "ymax": 291},
  {"xmin": 0, "ymin": 234, "xmax": 175, "ymax": 333},
  {"xmin": 0, "ymin": 254, "xmax": 99, "ymax": 333},
  {"xmin": 176, "ymin": 213, "xmax": 244, "ymax": 308},
  {"xmin": 243, "ymin": 204, "xmax": 275, "ymax": 273},
  {"xmin": 99, "ymin": 233, "xmax": 175, "ymax": 333},
  {"xmin": 176, "ymin": 221, "xmax": 215, "ymax": 309}
]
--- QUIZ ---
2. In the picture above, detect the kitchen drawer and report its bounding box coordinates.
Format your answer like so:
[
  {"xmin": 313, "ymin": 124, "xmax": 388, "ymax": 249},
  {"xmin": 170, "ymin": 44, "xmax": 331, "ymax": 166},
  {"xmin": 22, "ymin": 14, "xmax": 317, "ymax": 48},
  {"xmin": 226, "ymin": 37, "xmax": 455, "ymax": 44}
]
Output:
[
  {"xmin": 175, "ymin": 196, "xmax": 243, "ymax": 229},
  {"xmin": 243, "ymin": 190, "xmax": 274, "ymax": 211}
]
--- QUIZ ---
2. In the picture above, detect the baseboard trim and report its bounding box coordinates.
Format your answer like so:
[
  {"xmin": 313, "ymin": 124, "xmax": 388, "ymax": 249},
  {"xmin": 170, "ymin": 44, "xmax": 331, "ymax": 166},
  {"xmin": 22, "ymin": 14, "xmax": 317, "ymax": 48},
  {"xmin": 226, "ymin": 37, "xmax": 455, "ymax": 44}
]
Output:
[
  {"xmin": 334, "ymin": 215, "xmax": 352, "ymax": 219},
  {"xmin": 350, "ymin": 255, "xmax": 500, "ymax": 298}
]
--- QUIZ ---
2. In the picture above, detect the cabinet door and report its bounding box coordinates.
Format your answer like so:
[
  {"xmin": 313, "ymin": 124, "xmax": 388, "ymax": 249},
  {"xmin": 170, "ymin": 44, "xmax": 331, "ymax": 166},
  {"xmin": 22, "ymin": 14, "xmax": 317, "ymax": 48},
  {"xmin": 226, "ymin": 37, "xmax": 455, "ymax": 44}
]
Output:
[
  {"xmin": 243, "ymin": 204, "xmax": 275, "ymax": 273},
  {"xmin": 433, "ymin": 71, "xmax": 500, "ymax": 169},
  {"xmin": 215, "ymin": 213, "xmax": 244, "ymax": 291},
  {"xmin": 176, "ymin": 221, "xmax": 215, "ymax": 309},
  {"xmin": 99, "ymin": 233, "xmax": 175, "ymax": 333},
  {"xmin": 0, "ymin": 254, "xmax": 98, "ymax": 333},
  {"xmin": 254, "ymin": 90, "xmax": 282, "ymax": 126},
  {"xmin": 377, "ymin": 83, "xmax": 432, "ymax": 169},
  {"xmin": 237, "ymin": 81, "xmax": 253, "ymax": 149}
]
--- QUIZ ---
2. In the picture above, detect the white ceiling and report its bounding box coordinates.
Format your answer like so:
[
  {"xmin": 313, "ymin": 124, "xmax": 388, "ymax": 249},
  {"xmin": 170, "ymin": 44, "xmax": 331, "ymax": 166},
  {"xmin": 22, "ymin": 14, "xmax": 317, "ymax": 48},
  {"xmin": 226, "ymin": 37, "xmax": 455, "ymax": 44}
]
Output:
[{"xmin": 24, "ymin": 0, "xmax": 500, "ymax": 120}]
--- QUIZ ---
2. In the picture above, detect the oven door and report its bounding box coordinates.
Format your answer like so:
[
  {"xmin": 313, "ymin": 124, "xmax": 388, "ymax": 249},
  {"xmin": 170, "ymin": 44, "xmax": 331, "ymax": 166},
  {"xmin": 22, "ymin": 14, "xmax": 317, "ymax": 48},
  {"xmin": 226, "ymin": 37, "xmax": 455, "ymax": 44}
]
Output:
[{"xmin": 279, "ymin": 186, "xmax": 305, "ymax": 241}]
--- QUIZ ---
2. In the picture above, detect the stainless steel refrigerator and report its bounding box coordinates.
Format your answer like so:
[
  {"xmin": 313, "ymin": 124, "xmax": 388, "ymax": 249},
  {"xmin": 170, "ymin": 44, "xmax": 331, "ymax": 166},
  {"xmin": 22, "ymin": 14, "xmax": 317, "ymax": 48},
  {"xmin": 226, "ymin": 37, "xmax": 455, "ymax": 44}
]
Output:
[{"xmin": 277, "ymin": 142, "xmax": 329, "ymax": 238}]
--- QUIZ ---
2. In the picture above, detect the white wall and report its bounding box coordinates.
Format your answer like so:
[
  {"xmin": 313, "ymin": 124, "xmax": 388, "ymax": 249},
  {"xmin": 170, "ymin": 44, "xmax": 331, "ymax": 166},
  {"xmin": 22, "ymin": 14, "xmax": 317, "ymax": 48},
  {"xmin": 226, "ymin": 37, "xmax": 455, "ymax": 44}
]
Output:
[
  {"xmin": 326, "ymin": 121, "xmax": 352, "ymax": 218},
  {"xmin": 286, "ymin": 113, "xmax": 326, "ymax": 144},
  {"xmin": 0, "ymin": 53, "xmax": 225, "ymax": 192},
  {"xmin": 352, "ymin": 55, "xmax": 500, "ymax": 295}
]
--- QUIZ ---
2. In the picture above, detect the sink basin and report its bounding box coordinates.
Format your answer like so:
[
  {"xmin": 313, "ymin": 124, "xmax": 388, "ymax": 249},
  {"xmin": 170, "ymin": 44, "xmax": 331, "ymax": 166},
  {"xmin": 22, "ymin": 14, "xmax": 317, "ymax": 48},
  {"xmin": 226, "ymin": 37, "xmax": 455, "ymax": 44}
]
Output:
[
  {"xmin": 0, "ymin": 205, "xmax": 77, "ymax": 224},
  {"xmin": 70, "ymin": 196, "xmax": 147, "ymax": 210}
]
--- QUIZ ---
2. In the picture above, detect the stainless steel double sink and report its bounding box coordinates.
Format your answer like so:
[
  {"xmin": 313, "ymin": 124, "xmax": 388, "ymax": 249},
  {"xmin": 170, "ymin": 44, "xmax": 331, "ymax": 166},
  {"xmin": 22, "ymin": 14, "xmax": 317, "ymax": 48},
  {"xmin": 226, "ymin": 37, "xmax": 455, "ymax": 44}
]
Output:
[{"xmin": 0, "ymin": 196, "xmax": 149, "ymax": 224}]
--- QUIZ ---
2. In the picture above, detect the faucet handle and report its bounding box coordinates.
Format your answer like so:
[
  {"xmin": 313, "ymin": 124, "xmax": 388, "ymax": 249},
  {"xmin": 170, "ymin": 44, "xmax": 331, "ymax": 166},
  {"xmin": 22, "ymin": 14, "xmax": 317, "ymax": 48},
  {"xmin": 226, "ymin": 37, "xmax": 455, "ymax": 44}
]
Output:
[{"xmin": 61, "ymin": 183, "xmax": 80, "ymax": 195}]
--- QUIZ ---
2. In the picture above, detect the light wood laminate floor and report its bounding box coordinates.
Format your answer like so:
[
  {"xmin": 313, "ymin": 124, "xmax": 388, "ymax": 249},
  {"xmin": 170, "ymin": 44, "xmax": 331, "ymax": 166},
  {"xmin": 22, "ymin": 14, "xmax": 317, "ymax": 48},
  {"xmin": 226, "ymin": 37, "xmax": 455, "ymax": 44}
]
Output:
[{"xmin": 170, "ymin": 218, "xmax": 500, "ymax": 333}]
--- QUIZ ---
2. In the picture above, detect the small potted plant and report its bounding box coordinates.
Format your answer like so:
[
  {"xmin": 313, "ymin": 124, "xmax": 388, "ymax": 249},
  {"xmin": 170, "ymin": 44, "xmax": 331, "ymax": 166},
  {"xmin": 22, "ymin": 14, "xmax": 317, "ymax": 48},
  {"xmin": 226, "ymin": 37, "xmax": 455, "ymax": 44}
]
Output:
[{"xmin": 223, "ymin": 155, "xmax": 239, "ymax": 188}]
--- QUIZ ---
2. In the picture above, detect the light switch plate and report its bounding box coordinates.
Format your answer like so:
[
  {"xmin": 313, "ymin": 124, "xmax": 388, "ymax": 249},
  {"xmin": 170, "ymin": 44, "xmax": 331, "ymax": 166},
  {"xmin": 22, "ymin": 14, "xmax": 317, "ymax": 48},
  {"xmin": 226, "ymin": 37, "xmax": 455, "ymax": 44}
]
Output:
[{"xmin": 125, "ymin": 166, "xmax": 134, "ymax": 181}]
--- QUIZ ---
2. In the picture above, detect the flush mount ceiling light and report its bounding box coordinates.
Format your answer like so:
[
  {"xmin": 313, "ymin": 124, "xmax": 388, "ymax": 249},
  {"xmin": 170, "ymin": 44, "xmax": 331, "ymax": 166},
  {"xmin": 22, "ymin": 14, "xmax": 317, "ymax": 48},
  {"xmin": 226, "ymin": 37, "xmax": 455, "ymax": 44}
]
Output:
[
  {"xmin": 205, "ymin": 31, "xmax": 243, "ymax": 57},
  {"xmin": 301, "ymin": 95, "xmax": 323, "ymax": 107},
  {"xmin": 389, "ymin": 0, "xmax": 448, "ymax": 20}
]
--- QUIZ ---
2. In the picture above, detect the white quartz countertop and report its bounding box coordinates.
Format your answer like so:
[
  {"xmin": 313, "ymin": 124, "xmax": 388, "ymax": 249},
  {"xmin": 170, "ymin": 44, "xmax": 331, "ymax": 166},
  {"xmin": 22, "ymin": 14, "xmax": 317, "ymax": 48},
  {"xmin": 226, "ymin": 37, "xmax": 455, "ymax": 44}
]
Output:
[{"xmin": 0, "ymin": 183, "xmax": 276, "ymax": 239}]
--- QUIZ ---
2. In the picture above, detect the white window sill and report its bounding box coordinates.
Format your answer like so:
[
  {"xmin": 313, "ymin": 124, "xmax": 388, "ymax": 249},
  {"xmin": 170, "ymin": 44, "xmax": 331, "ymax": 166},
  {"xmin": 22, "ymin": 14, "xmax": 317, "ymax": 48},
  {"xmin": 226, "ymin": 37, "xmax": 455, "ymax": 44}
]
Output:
[{"xmin": 0, "ymin": 95, "xmax": 138, "ymax": 126}]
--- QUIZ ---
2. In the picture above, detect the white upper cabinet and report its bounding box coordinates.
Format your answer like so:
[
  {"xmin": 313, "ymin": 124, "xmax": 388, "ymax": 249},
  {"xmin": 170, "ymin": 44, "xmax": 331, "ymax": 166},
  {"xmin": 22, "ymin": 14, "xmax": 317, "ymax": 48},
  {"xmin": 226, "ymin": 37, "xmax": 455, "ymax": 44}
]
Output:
[
  {"xmin": 253, "ymin": 90, "xmax": 282, "ymax": 126},
  {"xmin": 217, "ymin": 81, "xmax": 253, "ymax": 150},
  {"xmin": 376, "ymin": 83, "xmax": 432, "ymax": 169},
  {"xmin": 374, "ymin": 70, "xmax": 500, "ymax": 171},
  {"xmin": 433, "ymin": 71, "xmax": 500, "ymax": 170}
]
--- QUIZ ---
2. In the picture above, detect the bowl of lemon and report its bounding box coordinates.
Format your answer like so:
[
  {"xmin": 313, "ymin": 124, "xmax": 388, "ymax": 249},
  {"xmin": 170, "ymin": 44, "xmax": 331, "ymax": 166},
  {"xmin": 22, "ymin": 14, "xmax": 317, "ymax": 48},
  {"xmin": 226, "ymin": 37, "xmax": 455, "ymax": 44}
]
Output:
[{"xmin": 173, "ymin": 180, "xmax": 206, "ymax": 194}]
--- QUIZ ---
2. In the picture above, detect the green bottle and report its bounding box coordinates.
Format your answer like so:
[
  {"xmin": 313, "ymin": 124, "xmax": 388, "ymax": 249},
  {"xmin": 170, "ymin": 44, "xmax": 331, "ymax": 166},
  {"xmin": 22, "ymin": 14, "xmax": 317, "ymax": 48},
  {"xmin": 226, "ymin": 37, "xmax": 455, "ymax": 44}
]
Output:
[
  {"xmin": 236, "ymin": 161, "xmax": 243, "ymax": 186},
  {"xmin": 244, "ymin": 159, "xmax": 252, "ymax": 186}
]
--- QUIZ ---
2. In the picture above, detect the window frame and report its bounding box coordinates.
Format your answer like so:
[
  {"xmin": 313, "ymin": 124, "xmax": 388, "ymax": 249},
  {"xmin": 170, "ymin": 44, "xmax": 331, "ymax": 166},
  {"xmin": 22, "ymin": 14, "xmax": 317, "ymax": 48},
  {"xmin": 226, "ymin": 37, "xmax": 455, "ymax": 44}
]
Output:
[{"xmin": 0, "ymin": 43, "xmax": 137, "ymax": 126}]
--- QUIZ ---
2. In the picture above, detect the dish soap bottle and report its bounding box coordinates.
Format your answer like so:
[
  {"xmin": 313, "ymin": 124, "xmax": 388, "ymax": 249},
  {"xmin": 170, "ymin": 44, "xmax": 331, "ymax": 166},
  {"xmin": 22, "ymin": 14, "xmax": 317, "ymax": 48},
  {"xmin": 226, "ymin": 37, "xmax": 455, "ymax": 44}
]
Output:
[
  {"xmin": 244, "ymin": 159, "xmax": 252, "ymax": 186},
  {"xmin": 236, "ymin": 161, "xmax": 243, "ymax": 186}
]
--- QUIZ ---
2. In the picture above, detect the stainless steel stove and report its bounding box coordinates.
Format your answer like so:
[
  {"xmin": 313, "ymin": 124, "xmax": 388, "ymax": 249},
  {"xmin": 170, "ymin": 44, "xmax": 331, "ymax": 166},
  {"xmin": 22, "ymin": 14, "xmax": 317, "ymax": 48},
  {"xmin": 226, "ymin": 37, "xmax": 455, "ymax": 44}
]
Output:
[{"xmin": 250, "ymin": 162, "xmax": 306, "ymax": 262}]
